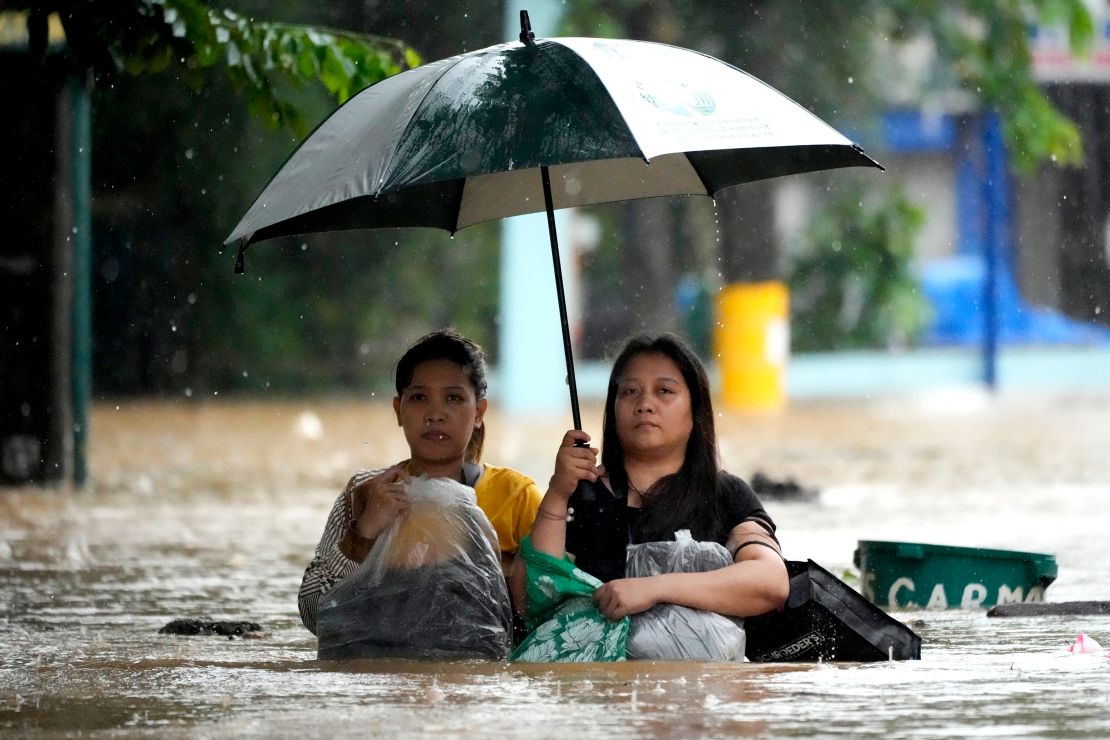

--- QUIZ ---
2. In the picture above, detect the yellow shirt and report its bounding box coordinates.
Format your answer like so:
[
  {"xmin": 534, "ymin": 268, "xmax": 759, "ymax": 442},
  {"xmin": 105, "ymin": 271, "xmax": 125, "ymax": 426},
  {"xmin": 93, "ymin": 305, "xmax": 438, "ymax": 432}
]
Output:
[
  {"xmin": 472, "ymin": 464, "xmax": 544, "ymax": 561},
  {"xmin": 333, "ymin": 463, "xmax": 542, "ymax": 566}
]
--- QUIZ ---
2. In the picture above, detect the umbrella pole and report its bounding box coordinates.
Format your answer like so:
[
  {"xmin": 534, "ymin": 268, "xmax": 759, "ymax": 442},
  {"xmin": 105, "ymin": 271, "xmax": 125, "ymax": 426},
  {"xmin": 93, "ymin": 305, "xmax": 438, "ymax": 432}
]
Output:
[{"xmin": 540, "ymin": 165, "xmax": 583, "ymax": 432}]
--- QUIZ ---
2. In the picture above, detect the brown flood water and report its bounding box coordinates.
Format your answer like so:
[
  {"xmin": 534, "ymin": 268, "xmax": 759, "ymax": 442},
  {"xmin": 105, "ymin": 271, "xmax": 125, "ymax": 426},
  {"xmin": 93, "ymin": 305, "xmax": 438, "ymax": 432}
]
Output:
[{"xmin": 3, "ymin": 392, "xmax": 1110, "ymax": 737}]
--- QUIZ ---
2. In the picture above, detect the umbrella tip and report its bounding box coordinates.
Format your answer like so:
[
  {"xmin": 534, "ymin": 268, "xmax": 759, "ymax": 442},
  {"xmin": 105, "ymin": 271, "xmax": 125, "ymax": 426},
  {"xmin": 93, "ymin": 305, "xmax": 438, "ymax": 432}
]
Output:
[{"xmin": 519, "ymin": 9, "xmax": 536, "ymax": 45}]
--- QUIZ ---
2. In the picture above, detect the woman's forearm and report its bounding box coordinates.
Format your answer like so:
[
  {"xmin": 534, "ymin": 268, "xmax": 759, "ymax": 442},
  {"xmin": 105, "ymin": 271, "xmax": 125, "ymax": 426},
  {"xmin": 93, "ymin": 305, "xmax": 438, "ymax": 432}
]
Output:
[
  {"xmin": 528, "ymin": 495, "xmax": 570, "ymax": 558},
  {"xmin": 652, "ymin": 556, "xmax": 789, "ymax": 617}
]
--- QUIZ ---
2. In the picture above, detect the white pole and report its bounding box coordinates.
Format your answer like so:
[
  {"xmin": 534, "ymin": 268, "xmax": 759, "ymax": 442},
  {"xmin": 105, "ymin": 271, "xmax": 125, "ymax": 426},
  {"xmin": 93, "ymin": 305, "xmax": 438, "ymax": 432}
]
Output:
[{"xmin": 498, "ymin": 2, "xmax": 574, "ymax": 419}]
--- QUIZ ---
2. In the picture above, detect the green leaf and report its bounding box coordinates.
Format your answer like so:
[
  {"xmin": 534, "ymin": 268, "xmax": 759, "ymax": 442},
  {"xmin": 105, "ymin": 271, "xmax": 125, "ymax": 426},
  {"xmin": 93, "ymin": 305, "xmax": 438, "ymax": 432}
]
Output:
[
  {"xmin": 225, "ymin": 38, "xmax": 241, "ymax": 67},
  {"xmin": 296, "ymin": 46, "xmax": 317, "ymax": 78}
]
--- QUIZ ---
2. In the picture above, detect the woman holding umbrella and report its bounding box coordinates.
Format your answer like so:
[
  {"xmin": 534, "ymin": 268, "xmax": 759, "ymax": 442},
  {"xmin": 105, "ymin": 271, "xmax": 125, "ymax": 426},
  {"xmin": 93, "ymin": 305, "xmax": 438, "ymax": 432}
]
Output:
[
  {"xmin": 298, "ymin": 329, "xmax": 543, "ymax": 642},
  {"xmin": 530, "ymin": 333, "xmax": 788, "ymax": 622}
]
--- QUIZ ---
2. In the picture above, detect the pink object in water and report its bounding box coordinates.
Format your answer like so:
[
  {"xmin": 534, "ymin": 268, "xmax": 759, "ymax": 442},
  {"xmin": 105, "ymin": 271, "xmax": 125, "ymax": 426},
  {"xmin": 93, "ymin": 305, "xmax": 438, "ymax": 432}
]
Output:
[{"xmin": 1067, "ymin": 633, "xmax": 1108, "ymax": 655}]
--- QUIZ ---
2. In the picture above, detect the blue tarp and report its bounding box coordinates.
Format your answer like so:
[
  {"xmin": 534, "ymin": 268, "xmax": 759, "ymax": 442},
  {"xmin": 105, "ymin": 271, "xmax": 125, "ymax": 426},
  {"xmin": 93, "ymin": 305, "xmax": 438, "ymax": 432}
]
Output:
[{"xmin": 921, "ymin": 254, "xmax": 1110, "ymax": 346}]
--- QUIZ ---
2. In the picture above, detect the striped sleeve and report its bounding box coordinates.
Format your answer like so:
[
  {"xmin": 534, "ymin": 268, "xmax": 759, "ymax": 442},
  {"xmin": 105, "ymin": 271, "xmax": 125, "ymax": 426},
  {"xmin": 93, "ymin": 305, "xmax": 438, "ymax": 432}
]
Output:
[{"xmin": 297, "ymin": 469, "xmax": 381, "ymax": 635}]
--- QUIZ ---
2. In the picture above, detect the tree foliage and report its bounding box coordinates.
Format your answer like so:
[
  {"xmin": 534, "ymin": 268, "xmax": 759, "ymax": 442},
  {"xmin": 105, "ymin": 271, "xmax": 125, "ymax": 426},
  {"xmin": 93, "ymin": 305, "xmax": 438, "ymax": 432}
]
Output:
[
  {"xmin": 560, "ymin": 0, "xmax": 1095, "ymax": 352},
  {"xmin": 562, "ymin": 0, "xmax": 1093, "ymax": 170},
  {"xmin": 789, "ymin": 188, "xmax": 931, "ymax": 352},
  {"xmin": 13, "ymin": 1, "xmax": 1093, "ymax": 392},
  {"xmin": 45, "ymin": 0, "xmax": 508, "ymax": 396},
  {"xmin": 880, "ymin": 0, "xmax": 1092, "ymax": 170},
  {"xmin": 10, "ymin": 0, "xmax": 420, "ymax": 135}
]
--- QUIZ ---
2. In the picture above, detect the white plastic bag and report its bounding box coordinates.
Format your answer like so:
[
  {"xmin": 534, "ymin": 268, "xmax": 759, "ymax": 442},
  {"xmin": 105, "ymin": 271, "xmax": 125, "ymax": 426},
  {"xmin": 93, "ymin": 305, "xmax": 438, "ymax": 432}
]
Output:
[
  {"xmin": 625, "ymin": 530, "xmax": 746, "ymax": 661},
  {"xmin": 317, "ymin": 476, "xmax": 512, "ymax": 660}
]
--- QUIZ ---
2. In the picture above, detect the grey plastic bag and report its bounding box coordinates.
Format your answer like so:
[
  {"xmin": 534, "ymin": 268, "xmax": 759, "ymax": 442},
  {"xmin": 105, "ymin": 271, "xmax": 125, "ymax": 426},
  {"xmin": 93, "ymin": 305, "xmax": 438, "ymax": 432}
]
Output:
[
  {"xmin": 625, "ymin": 530, "xmax": 746, "ymax": 661},
  {"xmin": 317, "ymin": 476, "xmax": 512, "ymax": 660}
]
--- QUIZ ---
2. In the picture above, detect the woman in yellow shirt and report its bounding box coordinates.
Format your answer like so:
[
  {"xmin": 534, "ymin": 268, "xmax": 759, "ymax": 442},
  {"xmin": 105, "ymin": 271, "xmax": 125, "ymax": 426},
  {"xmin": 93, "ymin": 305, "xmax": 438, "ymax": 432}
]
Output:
[{"xmin": 298, "ymin": 329, "xmax": 543, "ymax": 639}]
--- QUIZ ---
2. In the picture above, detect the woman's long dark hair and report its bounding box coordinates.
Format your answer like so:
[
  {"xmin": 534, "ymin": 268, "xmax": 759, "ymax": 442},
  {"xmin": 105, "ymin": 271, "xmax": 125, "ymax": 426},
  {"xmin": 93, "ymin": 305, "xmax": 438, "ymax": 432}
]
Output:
[
  {"xmin": 601, "ymin": 334, "xmax": 723, "ymax": 541},
  {"xmin": 394, "ymin": 328, "xmax": 488, "ymax": 463}
]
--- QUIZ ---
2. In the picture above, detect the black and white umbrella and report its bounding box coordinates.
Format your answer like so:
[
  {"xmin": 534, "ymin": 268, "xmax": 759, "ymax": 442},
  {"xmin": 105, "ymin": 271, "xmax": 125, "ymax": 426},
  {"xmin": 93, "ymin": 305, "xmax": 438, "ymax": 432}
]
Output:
[{"xmin": 227, "ymin": 12, "xmax": 882, "ymax": 426}]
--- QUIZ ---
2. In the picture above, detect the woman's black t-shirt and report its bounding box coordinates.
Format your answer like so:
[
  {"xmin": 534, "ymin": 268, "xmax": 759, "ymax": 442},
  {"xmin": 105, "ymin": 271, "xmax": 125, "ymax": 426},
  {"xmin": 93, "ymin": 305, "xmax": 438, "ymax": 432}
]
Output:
[{"xmin": 564, "ymin": 471, "xmax": 777, "ymax": 583}]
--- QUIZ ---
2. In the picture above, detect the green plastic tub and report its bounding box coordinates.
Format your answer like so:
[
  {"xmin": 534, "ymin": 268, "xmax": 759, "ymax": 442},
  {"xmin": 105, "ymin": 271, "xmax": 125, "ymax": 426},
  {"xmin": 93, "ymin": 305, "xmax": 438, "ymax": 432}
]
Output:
[{"xmin": 854, "ymin": 540, "xmax": 1058, "ymax": 610}]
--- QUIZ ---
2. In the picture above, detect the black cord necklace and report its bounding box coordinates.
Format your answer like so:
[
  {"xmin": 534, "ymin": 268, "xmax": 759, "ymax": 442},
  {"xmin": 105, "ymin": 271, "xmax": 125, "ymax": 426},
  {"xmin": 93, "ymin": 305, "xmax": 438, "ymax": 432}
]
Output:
[{"xmin": 626, "ymin": 478, "xmax": 653, "ymax": 500}]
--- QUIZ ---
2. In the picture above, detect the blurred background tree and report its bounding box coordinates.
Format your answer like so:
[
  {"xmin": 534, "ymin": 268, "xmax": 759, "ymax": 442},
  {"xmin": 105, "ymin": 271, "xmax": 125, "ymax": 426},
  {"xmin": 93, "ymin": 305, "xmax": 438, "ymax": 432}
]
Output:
[
  {"xmin": 11, "ymin": 0, "xmax": 420, "ymax": 134},
  {"xmin": 8, "ymin": 0, "xmax": 1095, "ymax": 398},
  {"xmin": 788, "ymin": 188, "xmax": 930, "ymax": 351},
  {"xmin": 562, "ymin": 0, "xmax": 1092, "ymax": 354},
  {"xmin": 9, "ymin": 0, "xmax": 508, "ymax": 396}
]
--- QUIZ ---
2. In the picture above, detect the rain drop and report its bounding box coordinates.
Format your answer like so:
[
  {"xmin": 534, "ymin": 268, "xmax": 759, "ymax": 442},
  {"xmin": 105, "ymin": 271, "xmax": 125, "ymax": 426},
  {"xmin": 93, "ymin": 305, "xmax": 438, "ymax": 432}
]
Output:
[
  {"xmin": 296, "ymin": 411, "xmax": 324, "ymax": 440},
  {"xmin": 185, "ymin": 148, "xmax": 195, "ymax": 160},
  {"xmin": 423, "ymin": 681, "xmax": 445, "ymax": 703},
  {"xmin": 184, "ymin": 388, "xmax": 193, "ymax": 397}
]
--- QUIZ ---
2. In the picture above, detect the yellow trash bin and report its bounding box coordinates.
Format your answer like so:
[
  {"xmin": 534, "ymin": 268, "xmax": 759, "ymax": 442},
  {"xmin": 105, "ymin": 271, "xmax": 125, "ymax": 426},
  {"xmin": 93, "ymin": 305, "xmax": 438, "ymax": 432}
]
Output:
[{"xmin": 715, "ymin": 281, "xmax": 789, "ymax": 411}]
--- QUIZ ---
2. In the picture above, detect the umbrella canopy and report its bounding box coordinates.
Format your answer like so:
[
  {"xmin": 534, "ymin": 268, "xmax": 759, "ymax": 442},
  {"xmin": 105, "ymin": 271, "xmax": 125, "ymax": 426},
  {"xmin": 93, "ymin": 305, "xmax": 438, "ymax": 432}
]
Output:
[{"xmin": 226, "ymin": 13, "xmax": 882, "ymax": 426}]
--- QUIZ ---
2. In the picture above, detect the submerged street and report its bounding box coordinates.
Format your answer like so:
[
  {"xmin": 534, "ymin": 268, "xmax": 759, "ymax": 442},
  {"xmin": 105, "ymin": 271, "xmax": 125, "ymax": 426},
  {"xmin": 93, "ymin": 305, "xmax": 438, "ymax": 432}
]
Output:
[{"xmin": 2, "ymin": 393, "xmax": 1109, "ymax": 736}]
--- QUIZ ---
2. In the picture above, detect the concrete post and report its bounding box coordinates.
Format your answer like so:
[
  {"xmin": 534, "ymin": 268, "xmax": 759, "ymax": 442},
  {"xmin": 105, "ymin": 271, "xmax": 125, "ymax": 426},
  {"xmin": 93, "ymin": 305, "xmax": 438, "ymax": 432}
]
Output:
[{"xmin": 498, "ymin": 2, "xmax": 574, "ymax": 419}]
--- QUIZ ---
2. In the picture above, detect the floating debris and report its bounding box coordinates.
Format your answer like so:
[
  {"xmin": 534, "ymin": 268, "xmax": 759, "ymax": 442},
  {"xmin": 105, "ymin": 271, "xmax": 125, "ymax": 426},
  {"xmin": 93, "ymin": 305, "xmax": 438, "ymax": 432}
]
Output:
[
  {"xmin": 750, "ymin": 471, "xmax": 819, "ymax": 502},
  {"xmin": 158, "ymin": 619, "xmax": 263, "ymax": 638},
  {"xmin": 987, "ymin": 602, "xmax": 1110, "ymax": 618}
]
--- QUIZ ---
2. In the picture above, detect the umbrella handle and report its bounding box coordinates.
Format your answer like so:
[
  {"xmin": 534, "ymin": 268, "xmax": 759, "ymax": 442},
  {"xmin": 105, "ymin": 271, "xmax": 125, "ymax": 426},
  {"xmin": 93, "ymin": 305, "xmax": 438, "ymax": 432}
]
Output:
[{"xmin": 540, "ymin": 165, "xmax": 583, "ymax": 434}]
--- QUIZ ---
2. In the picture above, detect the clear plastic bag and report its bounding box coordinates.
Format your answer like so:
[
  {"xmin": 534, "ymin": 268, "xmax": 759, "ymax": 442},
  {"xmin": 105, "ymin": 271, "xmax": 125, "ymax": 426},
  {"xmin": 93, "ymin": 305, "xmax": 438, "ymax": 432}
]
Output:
[
  {"xmin": 625, "ymin": 530, "xmax": 746, "ymax": 661},
  {"xmin": 317, "ymin": 475, "xmax": 512, "ymax": 660}
]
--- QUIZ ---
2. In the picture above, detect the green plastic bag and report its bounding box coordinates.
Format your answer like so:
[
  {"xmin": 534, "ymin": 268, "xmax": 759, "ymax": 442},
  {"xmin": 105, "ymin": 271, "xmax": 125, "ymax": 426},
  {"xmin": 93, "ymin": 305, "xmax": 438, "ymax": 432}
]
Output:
[{"xmin": 510, "ymin": 535, "xmax": 630, "ymax": 663}]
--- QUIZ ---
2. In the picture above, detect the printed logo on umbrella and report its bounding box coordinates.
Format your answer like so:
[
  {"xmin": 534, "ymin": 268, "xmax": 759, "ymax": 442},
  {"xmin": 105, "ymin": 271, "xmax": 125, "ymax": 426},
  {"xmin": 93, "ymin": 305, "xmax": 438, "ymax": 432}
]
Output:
[{"xmin": 634, "ymin": 81, "xmax": 715, "ymax": 117}]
